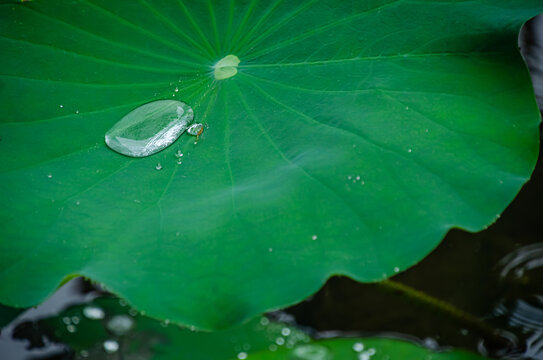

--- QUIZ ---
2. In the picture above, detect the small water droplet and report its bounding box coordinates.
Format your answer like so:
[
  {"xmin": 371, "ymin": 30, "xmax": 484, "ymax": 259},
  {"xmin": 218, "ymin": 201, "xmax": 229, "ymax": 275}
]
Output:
[
  {"xmin": 356, "ymin": 176, "xmax": 360, "ymax": 180},
  {"xmin": 291, "ymin": 344, "xmax": 330, "ymax": 360},
  {"xmin": 311, "ymin": 235, "xmax": 318, "ymax": 241},
  {"xmin": 187, "ymin": 123, "xmax": 204, "ymax": 136},
  {"xmin": 47, "ymin": 173, "xmax": 53, "ymax": 179},
  {"xmin": 62, "ymin": 316, "xmax": 71, "ymax": 325},
  {"xmin": 268, "ymin": 248, "xmax": 273, "ymax": 252},
  {"xmin": 174, "ymin": 87, "xmax": 179, "ymax": 92},
  {"xmin": 59, "ymin": 104, "xmax": 64, "ymax": 108},
  {"xmin": 237, "ymin": 352, "xmax": 248, "ymax": 359},
  {"xmin": 75, "ymin": 110, "xmax": 79, "ymax": 114},
  {"xmin": 276, "ymin": 337, "xmax": 285, "ymax": 345},
  {"xmin": 83, "ymin": 306, "xmax": 105, "ymax": 320},
  {"xmin": 105, "ymin": 100, "xmax": 194, "ymax": 158},
  {"xmin": 66, "ymin": 324, "xmax": 77, "ymax": 333},
  {"xmin": 260, "ymin": 317, "xmax": 270, "ymax": 326},
  {"xmin": 177, "ymin": 158, "xmax": 183, "ymax": 165},
  {"xmin": 425, "ymin": 129, "xmax": 429, "ymax": 133},
  {"xmin": 75, "ymin": 201, "xmax": 80, "ymax": 206},
  {"xmin": 106, "ymin": 315, "xmax": 134, "ymax": 336},
  {"xmin": 103, "ymin": 340, "xmax": 119, "ymax": 354},
  {"xmin": 128, "ymin": 308, "xmax": 138, "ymax": 317},
  {"xmin": 347, "ymin": 175, "xmax": 352, "ymax": 180},
  {"xmin": 405, "ymin": 106, "xmax": 409, "ymax": 110},
  {"xmin": 353, "ymin": 342, "xmax": 364, "ymax": 352},
  {"xmin": 407, "ymin": 149, "xmax": 412, "ymax": 153},
  {"xmin": 160, "ymin": 319, "xmax": 170, "ymax": 327},
  {"xmin": 269, "ymin": 344, "xmax": 278, "ymax": 351},
  {"xmin": 80, "ymin": 350, "xmax": 89, "ymax": 358},
  {"xmin": 394, "ymin": 267, "xmax": 400, "ymax": 273},
  {"xmin": 119, "ymin": 299, "xmax": 127, "ymax": 307},
  {"xmin": 155, "ymin": 163, "xmax": 163, "ymax": 171},
  {"xmin": 175, "ymin": 150, "xmax": 184, "ymax": 158},
  {"xmin": 281, "ymin": 327, "xmax": 291, "ymax": 336},
  {"xmin": 71, "ymin": 316, "xmax": 80, "ymax": 324}
]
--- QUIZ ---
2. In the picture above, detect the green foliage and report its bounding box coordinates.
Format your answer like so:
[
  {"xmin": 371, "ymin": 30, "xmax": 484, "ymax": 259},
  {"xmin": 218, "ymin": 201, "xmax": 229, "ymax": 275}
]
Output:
[{"xmin": 0, "ymin": 0, "xmax": 541, "ymax": 330}]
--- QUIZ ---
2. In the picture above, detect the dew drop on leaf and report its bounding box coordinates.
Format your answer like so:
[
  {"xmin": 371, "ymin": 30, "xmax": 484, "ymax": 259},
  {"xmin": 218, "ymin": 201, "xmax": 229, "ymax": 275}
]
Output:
[
  {"xmin": 106, "ymin": 315, "xmax": 134, "ymax": 336},
  {"xmin": 105, "ymin": 100, "xmax": 194, "ymax": 157},
  {"xmin": 291, "ymin": 344, "xmax": 330, "ymax": 360},
  {"xmin": 82, "ymin": 305, "xmax": 105, "ymax": 320},
  {"xmin": 103, "ymin": 339, "xmax": 119, "ymax": 354},
  {"xmin": 187, "ymin": 123, "xmax": 204, "ymax": 136}
]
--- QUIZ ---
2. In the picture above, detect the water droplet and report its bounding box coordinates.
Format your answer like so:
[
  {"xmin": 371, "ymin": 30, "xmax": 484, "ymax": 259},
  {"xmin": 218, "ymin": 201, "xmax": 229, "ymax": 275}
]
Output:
[
  {"xmin": 260, "ymin": 317, "xmax": 270, "ymax": 326},
  {"xmin": 177, "ymin": 158, "xmax": 183, "ymax": 165},
  {"xmin": 59, "ymin": 104, "xmax": 64, "ymax": 108},
  {"xmin": 105, "ymin": 100, "xmax": 194, "ymax": 158},
  {"xmin": 276, "ymin": 337, "xmax": 285, "ymax": 345},
  {"xmin": 405, "ymin": 106, "xmax": 409, "ymax": 110},
  {"xmin": 281, "ymin": 327, "xmax": 291, "ymax": 336},
  {"xmin": 155, "ymin": 163, "xmax": 163, "ymax": 171},
  {"xmin": 269, "ymin": 344, "xmax": 278, "ymax": 351},
  {"xmin": 353, "ymin": 342, "xmax": 364, "ymax": 352},
  {"xmin": 347, "ymin": 175, "xmax": 352, "ymax": 180},
  {"xmin": 75, "ymin": 201, "xmax": 80, "ymax": 206},
  {"xmin": 75, "ymin": 110, "xmax": 80, "ymax": 114},
  {"xmin": 291, "ymin": 344, "xmax": 330, "ymax": 360},
  {"xmin": 160, "ymin": 319, "xmax": 170, "ymax": 327},
  {"xmin": 356, "ymin": 176, "xmax": 360, "ymax": 180},
  {"xmin": 66, "ymin": 324, "xmax": 77, "ymax": 333},
  {"xmin": 187, "ymin": 123, "xmax": 204, "ymax": 136},
  {"xmin": 174, "ymin": 87, "xmax": 179, "ymax": 92},
  {"xmin": 47, "ymin": 173, "xmax": 53, "ymax": 179},
  {"xmin": 268, "ymin": 248, "xmax": 273, "ymax": 252},
  {"xmin": 394, "ymin": 267, "xmax": 400, "ymax": 273},
  {"xmin": 128, "ymin": 308, "xmax": 138, "ymax": 317},
  {"xmin": 71, "ymin": 316, "xmax": 80, "ymax": 324},
  {"xmin": 83, "ymin": 306, "xmax": 105, "ymax": 320},
  {"xmin": 237, "ymin": 352, "xmax": 248, "ymax": 359},
  {"xmin": 214, "ymin": 54, "xmax": 240, "ymax": 80},
  {"xmin": 175, "ymin": 150, "xmax": 184, "ymax": 158},
  {"xmin": 106, "ymin": 315, "xmax": 134, "ymax": 336},
  {"xmin": 311, "ymin": 235, "xmax": 318, "ymax": 241},
  {"xmin": 80, "ymin": 350, "xmax": 89, "ymax": 358},
  {"xmin": 62, "ymin": 316, "xmax": 71, "ymax": 325},
  {"xmin": 103, "ymin": 339, "xmax": 119, "ymax": 354},
  {"xmin": 407, "ymin": 149, "xmax": 412, "ymax": 153}
]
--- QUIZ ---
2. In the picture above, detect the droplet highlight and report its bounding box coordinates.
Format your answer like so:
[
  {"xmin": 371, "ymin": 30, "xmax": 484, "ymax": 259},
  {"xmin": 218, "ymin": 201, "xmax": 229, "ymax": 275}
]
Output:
[{"xmin": 105, "ymin": 100, "xmax": 194, "ymax": 158}]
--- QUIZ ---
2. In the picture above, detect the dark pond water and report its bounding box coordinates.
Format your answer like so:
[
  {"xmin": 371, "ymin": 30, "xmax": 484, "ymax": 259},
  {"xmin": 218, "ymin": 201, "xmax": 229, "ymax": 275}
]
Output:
[{"xmin": 1, "ymin": 14, "xmax": 543, "ymax": 360}]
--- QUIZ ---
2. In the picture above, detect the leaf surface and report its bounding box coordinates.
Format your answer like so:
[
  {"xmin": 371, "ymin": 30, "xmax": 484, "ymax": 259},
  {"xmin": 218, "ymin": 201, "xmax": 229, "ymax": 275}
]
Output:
[{"xmin": 0, "ymin": 0, "xmax": 542, "ymax": 329}]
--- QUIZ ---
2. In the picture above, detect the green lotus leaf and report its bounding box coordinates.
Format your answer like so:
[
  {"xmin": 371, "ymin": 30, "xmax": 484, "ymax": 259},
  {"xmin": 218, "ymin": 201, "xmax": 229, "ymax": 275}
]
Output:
[{"xmin": 0, "ymin": 0, "xmax": 541, "ymax": 329}]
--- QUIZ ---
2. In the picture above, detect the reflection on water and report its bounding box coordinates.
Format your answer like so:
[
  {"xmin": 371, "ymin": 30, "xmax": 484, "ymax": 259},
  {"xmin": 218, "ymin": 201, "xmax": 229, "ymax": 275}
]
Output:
[{"xmin": 493, "ymin": 243, "xmax": 543, "ymax": 359}]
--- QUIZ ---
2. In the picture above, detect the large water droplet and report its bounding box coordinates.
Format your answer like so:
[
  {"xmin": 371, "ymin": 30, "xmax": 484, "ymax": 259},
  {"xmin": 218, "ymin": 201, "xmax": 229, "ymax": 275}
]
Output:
[
  {"xmin": 291, "ymin": 344, "xmax": 331, "ymax": 360},
  {"xmin": 105, "ymin": 100, "xmax": 194, "ymax": 157}
]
